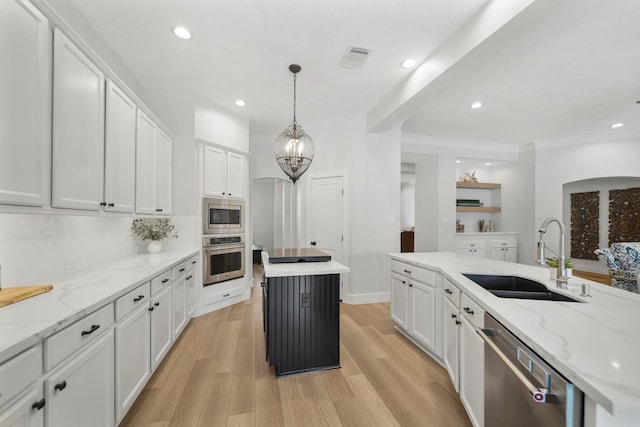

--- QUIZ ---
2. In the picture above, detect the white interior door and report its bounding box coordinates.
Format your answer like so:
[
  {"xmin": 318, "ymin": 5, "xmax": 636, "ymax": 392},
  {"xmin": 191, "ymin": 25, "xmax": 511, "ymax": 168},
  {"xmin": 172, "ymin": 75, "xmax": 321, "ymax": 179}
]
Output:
[{"xmin": 309, "ymin": 175, "xmax": 343, "ymax": 262}]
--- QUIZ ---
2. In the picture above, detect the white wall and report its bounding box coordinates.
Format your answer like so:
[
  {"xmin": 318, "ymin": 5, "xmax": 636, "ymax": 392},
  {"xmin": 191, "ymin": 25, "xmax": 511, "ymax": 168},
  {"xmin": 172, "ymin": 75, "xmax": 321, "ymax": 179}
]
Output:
[
  {"xmin": 401, "ymin": 172, "xmax": 415, "ymax": 230},
  {"xmin": 195, "ymin": 102, "xmax": 250, "ymax": 153},
  {"xmin": 250, "ymin": 114, "xmax": 401, "ymax": 303},
  {"xmin": 535, "ymin": 130, "xmax": 640, "ymax": 273}
]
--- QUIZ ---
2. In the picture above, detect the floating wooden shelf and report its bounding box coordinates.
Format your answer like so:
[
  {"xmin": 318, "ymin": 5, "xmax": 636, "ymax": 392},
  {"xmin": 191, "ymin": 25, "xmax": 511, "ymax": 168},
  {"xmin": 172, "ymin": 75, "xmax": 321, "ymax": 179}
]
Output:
[
  {"xmin": 456, "ymin": 182, "xmax": 501, "ymax": 189},
  {"xmin": 456, "ymin": 206, "xmax": 501, "ymax": 213}
]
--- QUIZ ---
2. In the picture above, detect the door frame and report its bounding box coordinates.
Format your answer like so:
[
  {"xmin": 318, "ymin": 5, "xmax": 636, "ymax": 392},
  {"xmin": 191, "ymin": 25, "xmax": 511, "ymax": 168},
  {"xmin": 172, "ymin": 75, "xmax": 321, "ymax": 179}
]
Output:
[{"xmin": 305, "ymin": 170, "xmax": 349, "ymax": 299}]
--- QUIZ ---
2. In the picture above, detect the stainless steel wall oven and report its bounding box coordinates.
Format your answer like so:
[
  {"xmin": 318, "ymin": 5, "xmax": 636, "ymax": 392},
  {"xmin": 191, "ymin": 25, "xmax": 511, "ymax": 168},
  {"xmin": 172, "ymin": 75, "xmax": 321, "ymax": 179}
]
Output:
[{"xmin": 202, "ymin": 234, "xmax": 245, "ymax": 285}]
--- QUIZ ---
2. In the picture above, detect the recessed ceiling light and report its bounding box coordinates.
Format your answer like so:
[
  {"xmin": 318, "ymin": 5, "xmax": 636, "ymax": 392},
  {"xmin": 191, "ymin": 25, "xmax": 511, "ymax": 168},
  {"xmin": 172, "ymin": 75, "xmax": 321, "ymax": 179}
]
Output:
[
  {"xmin": 173, "ymin": 26, "xmax": 191, "ymax": 40},
  {"xmin": 610, "ymin": 122, "xmax": 624, "ymax": 129},
  {"xmin": 484, "ymin": 162, "xmax": 492, "ymax": 166},
  {"xmin": 470, "ymin": 102, "xmax": 483, "ymax": 109},
  {"xmin": 235, "ymin": 99, "xmax": 246, "ymax": 107},
  {"xmin": 455, "ymin": 160, "xmax": 462, "ymax": 164},
  {"xmin": 401, "ymin": 58, "xmax": 417, "ymax": 69}
]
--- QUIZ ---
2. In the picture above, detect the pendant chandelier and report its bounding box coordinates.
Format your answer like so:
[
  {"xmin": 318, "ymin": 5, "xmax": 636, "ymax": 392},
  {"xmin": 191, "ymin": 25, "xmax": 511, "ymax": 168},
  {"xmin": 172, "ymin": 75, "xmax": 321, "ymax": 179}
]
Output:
[{"xmin": 274, "ymin": 64, "xmax": 314, "ymax": 184}]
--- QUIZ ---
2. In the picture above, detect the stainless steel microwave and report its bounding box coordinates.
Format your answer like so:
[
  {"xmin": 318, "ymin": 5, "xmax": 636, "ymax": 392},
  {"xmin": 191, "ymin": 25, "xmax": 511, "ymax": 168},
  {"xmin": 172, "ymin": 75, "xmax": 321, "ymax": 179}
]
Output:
[{"xmin": 202, "ymin": 197, "xmax": 244, "ymax": 234}]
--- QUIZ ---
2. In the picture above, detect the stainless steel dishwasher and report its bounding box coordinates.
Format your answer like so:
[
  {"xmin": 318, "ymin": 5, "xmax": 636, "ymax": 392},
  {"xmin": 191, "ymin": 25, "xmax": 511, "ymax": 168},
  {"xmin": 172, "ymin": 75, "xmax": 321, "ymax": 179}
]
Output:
[{"xmin": 478, "ymin": 313, "xmax": 583, "ymax": 426}]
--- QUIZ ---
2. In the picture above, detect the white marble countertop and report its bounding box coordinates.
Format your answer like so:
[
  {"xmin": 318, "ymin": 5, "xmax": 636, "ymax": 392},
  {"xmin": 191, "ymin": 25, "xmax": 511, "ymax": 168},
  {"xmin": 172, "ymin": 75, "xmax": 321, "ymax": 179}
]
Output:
[
  {"xmin": 0, "ymin": 249, "xmax": 199, "ymax": 363},
  {"xmin": 262, "ymin": 251, "xmax": 350, "ymax": 278},
  {"xmin": 388, "ymin": 252, "xmax": 640, "ymax": 419}
]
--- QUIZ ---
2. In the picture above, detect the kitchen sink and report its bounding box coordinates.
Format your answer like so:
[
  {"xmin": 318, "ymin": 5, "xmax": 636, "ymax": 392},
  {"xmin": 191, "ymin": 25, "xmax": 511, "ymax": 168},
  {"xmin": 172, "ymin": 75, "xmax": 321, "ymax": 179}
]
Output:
[{"xmin": 462, "ymin": 274, "xmax": 581, "ymax": 302}]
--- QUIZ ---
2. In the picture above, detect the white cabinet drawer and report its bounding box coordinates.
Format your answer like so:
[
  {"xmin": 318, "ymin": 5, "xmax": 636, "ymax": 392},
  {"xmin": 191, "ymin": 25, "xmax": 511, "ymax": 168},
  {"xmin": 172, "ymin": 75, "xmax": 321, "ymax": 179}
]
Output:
[
  {"xmin": 150, "ymin": 270, "xmax": 172, "ymax": 295},
  {"xmin": 461, "ymin": 293, "xmax": 484, "ymax": 329},
  {"xmin": 458, "ymin": 240, "xmax": 486, "ymax": 249},
  {"xmin": 172, "ymin": 261, "xmax": 188, "ymax": 280},
  {"xmin": 186, "ymin": 254, "xmax": 198, "ymax": 273},
  {"xmin": 390, "ymin": 260, "xmax": 436, "ymax": 285},
  {"xmin": 442, "ymin": 278, "xmax": 461, "ymax": 308},
  {"xmin": 491, "ymin": 239, "xmax": 516, "ymax": 249},
  {"xmin": 203, "ymin": 284, "xmax": 244, "ymax": 306},
  {"xmin": 115, "ymin": 282, "xmax": 151, "ymax": 321},
  {"xmin": 0, "ymin": 344, "xmax": 42, "ymax": 409},
  {"xmin": 45, "ymin": 303, "xmax": 114, "ymax": 370}
]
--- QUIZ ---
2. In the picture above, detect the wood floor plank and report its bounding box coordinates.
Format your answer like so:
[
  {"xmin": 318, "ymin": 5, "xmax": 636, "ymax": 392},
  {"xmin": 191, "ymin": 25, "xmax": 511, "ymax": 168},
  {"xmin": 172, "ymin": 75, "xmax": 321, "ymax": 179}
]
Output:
[{"xmin": 119, "ymin": 269, "xmax": 471, "ymax": 426}]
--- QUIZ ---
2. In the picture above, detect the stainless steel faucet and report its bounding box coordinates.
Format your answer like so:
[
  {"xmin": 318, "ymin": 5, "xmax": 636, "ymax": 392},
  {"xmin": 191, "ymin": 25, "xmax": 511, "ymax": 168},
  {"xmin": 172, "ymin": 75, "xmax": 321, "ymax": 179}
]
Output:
[{"xmin": 536, "ymin": 217, "xmax": 568, "ymax": 288}]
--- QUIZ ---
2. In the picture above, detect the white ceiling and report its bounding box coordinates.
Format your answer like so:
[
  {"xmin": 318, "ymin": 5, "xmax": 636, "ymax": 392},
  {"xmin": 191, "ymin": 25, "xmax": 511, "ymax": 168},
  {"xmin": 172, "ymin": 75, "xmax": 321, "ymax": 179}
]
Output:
[{"xmin": 64, "ymin": 0, "xmax": 640, "ymax": 144}]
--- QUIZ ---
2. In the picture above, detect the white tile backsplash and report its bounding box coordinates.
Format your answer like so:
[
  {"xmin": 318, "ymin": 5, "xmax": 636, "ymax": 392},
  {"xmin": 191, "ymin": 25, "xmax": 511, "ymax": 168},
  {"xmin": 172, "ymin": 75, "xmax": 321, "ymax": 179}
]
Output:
[{"xmin": 0, "ymin": 213, "xmax": 200, "ymax": 286}]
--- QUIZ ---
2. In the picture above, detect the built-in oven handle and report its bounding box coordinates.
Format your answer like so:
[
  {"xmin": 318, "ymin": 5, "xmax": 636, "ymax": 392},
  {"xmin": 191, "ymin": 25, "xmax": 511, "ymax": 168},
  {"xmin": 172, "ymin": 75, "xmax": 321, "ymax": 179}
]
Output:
[{"xmin": 477, "ymin": 328, "xmax": 549, "ymax": 404}]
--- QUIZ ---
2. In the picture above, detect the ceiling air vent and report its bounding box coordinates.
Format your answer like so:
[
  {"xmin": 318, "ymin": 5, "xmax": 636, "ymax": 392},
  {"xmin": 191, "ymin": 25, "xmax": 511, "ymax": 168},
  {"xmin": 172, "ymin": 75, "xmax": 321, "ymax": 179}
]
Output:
[{"xmin": 339, "ymin": 46, "xmax": 371, "ymax": 69}]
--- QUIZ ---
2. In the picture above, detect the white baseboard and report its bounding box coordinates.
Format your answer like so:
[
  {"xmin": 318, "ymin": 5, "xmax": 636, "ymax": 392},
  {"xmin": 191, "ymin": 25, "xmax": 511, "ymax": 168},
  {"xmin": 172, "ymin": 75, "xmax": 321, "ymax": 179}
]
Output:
[
  {"xmin": 342, "ymin": 291, "xmax": 390, "ymax": 305},
  {"xmin": 193, "ymin": 289, "xmax": 251, "ymax": 317}
]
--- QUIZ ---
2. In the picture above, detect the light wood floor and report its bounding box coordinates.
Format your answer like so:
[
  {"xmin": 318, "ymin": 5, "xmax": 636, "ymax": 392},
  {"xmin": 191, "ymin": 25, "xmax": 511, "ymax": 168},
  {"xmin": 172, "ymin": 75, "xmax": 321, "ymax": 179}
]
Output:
[{"xmin": 120, "ymin": 270, "xmax": 471, "ymax": 427}]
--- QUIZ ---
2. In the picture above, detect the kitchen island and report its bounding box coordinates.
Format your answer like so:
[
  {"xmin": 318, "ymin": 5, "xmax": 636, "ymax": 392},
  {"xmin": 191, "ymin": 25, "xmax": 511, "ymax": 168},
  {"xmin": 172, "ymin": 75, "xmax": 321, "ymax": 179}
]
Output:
[
  {"xmin": 388, "ymin": 252, "xmax": 640, "ymax": 426},
  {"xmin": 261, "ymin": 250, "xmax": 350, "ymax": 376}
]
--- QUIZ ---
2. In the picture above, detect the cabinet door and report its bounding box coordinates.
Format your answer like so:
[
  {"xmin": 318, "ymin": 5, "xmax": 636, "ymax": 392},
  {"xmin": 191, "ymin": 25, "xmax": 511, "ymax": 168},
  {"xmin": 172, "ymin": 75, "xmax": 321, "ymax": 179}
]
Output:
[
  {"xmin": 390, "ymin": 273, "xmax": 409, "ymax": 329},
  {"xmin": 186, "ymin": 273, "xmax": 197, "ymax": 317},
  {"xmin": 409, "ymin": 281, "xmax": 436, "ymax": 351},
  {"xmin": 150, "ymin": 287, "xmax": 172, "ymax": 371},
  {"xmin": 0, "ymin": 0, "xmax": 51, "ymax": 207},
  {"xmin": 52, "ymin": 29, "xmax": 105, "ymax": 210},
  {"xmin": 135, "ymin": 110, "xmax": 158, "ymax": 214},
  {"xmin": 156, "ymin": 129, "xmax": 172, "ymax": 215},
  {"xmin": 46, "ymin": 331, "xmax": 114, "ymax": 427},
  {"xmin": 172, "ymin": 276, "xmax": 187, "ymax": 339},
  {"xmin": 226, "ymin": 152, "xmax": 245, "ymax": 199},
  {"xmin": 203, "ymin": 146, "xmax": 227, "ymax": 197},
  {"xmin": 460, "ymin": 316, "xmax": 484, "ymax": 427},
  {"xmin": 504, "ymin": 247, "xmax": 517, "ymax": 263},
  {"xmin": 0, "ymin": 385, "xmax": 45, "ymax": 427},
  {"xmin": 442, "ymin": 296, "xmax": 460, "ymax": 391},
  {"xmin": 115, "ymin": 303, "xmax": 150, "ymax": 422},
  {"xmin": 490, "ymin": 247, "xmax": 504, "ymax": 261},
  {"xmin": 104, "ymin": 80, "xmax": 136, "ymax": 213}
]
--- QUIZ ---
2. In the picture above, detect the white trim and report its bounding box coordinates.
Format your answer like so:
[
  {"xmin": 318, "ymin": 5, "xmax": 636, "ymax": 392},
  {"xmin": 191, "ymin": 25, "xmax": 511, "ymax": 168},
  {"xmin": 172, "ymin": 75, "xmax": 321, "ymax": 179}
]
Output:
[
  {"xmin": 342, "ymin": 291, "xmax": 390, "ymax": 305},
  {"xmin": 195, "ymin": 138, "xmax": 251, "ymax": 156},
  {"xmin": 534, "ymin": 128, "xmax": 640, "ymax": 148}
]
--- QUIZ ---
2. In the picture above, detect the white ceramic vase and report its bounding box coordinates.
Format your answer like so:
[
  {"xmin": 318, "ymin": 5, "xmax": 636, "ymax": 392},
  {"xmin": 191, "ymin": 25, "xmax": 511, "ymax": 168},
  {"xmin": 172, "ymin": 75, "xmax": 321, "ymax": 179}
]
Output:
[{"xmin": 147, "ymin": 240, "xmax": 162, "ymax": 254}]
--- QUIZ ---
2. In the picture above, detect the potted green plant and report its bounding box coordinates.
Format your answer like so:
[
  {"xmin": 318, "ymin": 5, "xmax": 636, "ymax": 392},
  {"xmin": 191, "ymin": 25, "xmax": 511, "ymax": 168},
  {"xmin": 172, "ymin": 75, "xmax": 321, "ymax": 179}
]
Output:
[
  {"xmin": 545, "ymin": 257, "xmax": 573, "ymax": 277},
  {"xmin": 131, "ymin": 218, "xmax": 178, "ymax": 253}
]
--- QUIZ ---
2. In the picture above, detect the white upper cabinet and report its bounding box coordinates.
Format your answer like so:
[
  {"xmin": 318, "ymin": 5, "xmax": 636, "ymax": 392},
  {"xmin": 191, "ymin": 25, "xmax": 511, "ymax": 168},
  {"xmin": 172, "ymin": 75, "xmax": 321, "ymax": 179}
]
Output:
[
  {"xmin": 104, "ymin": 80, "xmax": 136, "ymax": 213},
  {"xmin": 226, "ymin": 151, "xmax": 245, "ymax": 199},
  {"xmin": 0, "ymin": 0, "xmax": 51, "ymax": 207},
  {"xmin": 135, "ymin": 110, "xmax": 158, "ymax": 215},
  {"xmin": 204, "ymin": 146, "xmax": 245, "ymax": 199},
  {"xmin": 156, "ymin": 129, "xmax": 172, "ymax": 216},
  {"xmin": 135, "ymin": 111, "xmax": 173, "ymax": 215},
  {"xmin": 203, "ymin": 146, "xmax": 227, "ymax": 197},
  {"xmin": 52, "ymin": 29, "xmax": 105, "ymax": 211}
]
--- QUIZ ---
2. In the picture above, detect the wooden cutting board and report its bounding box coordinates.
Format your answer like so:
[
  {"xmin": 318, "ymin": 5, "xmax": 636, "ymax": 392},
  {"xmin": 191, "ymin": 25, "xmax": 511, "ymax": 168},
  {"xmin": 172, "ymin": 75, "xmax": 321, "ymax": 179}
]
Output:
[{"xmin": 0, "ymin": 285, "xmax": 53, "ymax": 308}]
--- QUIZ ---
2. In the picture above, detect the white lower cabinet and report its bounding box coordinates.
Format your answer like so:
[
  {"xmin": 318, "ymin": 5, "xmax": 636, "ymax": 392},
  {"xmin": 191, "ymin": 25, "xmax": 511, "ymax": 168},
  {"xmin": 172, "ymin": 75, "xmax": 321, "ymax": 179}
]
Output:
[
  {"xmin": 172, "ymin": 276, "xmax": 187, "ymax": 339},
  {"xmin": 115, "ymin": 302, "xmax": 151, "ymax": 422},
  {"xmin": 390, "ymin": 273, "xmax": 409, "ymax": 330},
  {"xmin": 0, "ymin": 385, "xmax": 45, "ymax": 427},
  {"xmin": 460, "ymin": 316, "xmax": 484, "ymax": 427},
  {"xmin": 150, "ymin": 286, "xmax": 173, "ymax": 371},
  {"xmin": 390, "ymin": 260, "xmax": 438, "ymax": 354},
  {"xmin": 490, "ymin": 240, "xmax": 518, "ymax": 263},
  {"xmin": 45, "ymin": 331, "xmax": 114, "ymax": 427},
  {"xmin": 443, "ymin": 294, "xmax": 460, "ymax": 391},
  {"xmin": 409, "ymin": 280, "xmax": 437, "ymax": 350}
]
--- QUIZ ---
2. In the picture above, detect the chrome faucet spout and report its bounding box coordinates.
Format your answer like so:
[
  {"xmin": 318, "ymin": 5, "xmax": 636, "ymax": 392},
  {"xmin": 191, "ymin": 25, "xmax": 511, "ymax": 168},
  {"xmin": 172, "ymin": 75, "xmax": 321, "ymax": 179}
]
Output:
[{"xmin": 536, "ymin": 217, "xmax": 567, "ymax": 288}]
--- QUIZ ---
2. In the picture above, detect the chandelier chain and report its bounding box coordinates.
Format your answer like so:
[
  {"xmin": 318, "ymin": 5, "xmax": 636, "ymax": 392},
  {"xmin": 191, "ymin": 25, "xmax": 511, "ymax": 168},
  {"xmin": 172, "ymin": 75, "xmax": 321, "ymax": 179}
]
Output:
[{"xmin": 292, "ymin": 73, "xmax": 297, "ymax": 127}]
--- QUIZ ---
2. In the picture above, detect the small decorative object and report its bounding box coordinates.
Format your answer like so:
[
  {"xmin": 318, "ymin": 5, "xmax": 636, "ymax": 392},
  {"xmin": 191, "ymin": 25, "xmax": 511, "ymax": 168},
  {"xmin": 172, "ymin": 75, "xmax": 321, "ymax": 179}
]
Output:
[
  {"xmin": 274, "ymin": 64, "xmax": 314, "ymax": 184},
  {"xmin": 131, "ymin": 218, "xmax": 178, "ymax": 254},
  {"xmin": 479, "ymin": 219, "xmax": 485, "ymax": 232},
  {"xmin": 456, "ymin": 218, "xmax": 465, "ymax": 233},
  {"xmin": 457, "ymin": 171, "xmax": 478, "ymax": 183}
]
